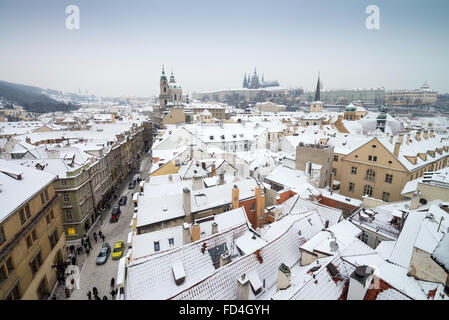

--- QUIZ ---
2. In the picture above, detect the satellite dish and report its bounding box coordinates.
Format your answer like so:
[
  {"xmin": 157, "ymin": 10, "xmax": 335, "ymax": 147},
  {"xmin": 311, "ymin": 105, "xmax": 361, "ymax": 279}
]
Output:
[{"xmin": 329, "ymin": 241, "xmax": 339, "ymax": 252}]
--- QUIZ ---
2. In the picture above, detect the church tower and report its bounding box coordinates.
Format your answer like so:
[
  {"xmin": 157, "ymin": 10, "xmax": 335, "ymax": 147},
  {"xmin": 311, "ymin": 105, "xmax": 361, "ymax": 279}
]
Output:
[
  {"xmin": 243, "ymin": 73, "xmax": 248, "ymax": 88},
  {"xmin": 310, "ymin": 72, "xmax": 324, "ymax": 112},
  {"xmin": 159, "ymin": 65, "xmax": 169, "ymax": 108}
]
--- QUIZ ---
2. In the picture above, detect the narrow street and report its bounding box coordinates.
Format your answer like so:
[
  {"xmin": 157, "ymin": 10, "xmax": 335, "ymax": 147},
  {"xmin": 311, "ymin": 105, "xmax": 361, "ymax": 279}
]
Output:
[{"xmin": 54, "ymin": 155, "xmax": 151, "ymax": 300}]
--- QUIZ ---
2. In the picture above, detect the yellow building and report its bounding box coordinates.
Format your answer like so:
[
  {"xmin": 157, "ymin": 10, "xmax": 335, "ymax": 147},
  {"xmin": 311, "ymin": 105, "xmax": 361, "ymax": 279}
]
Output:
[
  {"xmin": 334, "ymin": 131, "xmax": 449, "ymax": 202},
  {"xmin": 0, "ymin": 160, "xmax": 66, "ymax": 300}
]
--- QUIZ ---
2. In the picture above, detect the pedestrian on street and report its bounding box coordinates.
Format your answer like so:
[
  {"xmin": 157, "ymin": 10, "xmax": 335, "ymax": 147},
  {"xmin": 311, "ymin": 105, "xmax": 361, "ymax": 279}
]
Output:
[
  {"xmin": 69, "ymin": 245, "xmax": 75, "ymax": 254},
  {"xmin": 95, "ymin": 295, "xmax": 101, "ymax": 301},
  {"xmin": 86, "ymin": 248, "xmax": 90, "ymax": 256},
  {"xmin": 81, "ymin": 238, "xmax": 85, "ymax": 247},
  {"xmin": 88, "ymin": 240, "xmax": 93, "ymax": 250},
  {"xmin": 98, "ymin": 230, "xmax": 103, "ymax": 238},
  {"xmin": 110, "ymin": 277, "xmax": 115, "ymax": 289},
  {"xmin": 102, "ymin": 295, "xmax": 108, "ymax": 300},
  {"xmin": 65, "ymin": 288, "xmax": 71, "ymax": 299},
  {"xmin": 110, "ymin": 289, "xmax": 117, "ymax": 300},
  {"xmin": 87, "ymin": 291, "xmax": 92, "ymax": 300},
  {"xmin": 71, "ymin": 256, "xmax": 76, "ymax": 266},
  {"xmin": 101, "ymin": 234, "xmax": 105, "ymax": 242},
  {"xmin": 93, "ymin": 232, "xmax": 98, "ymax": 243}
]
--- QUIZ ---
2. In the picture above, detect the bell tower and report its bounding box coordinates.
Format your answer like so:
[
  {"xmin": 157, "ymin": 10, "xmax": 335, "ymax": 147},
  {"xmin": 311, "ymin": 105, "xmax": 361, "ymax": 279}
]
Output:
[{"xmin": 159, "ymin": 65, "xmax": 169, "ymax": 108}]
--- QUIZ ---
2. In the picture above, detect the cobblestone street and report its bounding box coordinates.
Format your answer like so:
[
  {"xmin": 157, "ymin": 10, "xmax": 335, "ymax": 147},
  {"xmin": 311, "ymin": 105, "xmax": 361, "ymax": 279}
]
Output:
[{"xmin": 53, "ymin": 155, "xmax": 151, "ymax": 300}]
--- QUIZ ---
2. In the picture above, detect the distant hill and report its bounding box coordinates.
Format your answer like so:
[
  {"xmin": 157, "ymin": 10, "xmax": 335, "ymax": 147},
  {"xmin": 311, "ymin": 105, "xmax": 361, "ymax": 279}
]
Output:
[{"xmin": 0, "ymin": 80, "xmax": 79, "ymax": 113}]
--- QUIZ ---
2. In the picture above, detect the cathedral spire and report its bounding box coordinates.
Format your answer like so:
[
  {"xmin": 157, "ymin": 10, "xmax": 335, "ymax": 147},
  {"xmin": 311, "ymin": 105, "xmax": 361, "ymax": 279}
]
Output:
[
  {"xmin": 314, "ymin": 72, "xmax": 321, "ymax": 102},
  {"xmin": 243, "ymin": 73, "xmax": 248, "ymax": 88},
  {"xmin": 162, "ymin": 65, "xmax": 165, "ymax": 75}
]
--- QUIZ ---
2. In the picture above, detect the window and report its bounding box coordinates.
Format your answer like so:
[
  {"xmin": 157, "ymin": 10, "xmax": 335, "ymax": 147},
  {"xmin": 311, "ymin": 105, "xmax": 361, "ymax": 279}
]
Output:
[
  {"xmin": 366, "ymin": 169, "xmax": 376, "ymax": 182},
  {"xmin": 65, "ymin": 209, "xmax": 73, "ymax": 220},
  {"xmin": 32, "ymin": 229, "xmax": 37, "ymax": 242},
  {"xmin": 26, "ymin": 234, "xmax": 33, "ymax": 248},
  {"xmin": 61, "ymin": 180, "xmax": 67, "ymax": 186},
  {"xmin": 49, "ymin": 229, "xmax": 59, "ymax": 249},
  {"xmin": 368, "ymin": 155, "xmax": 372, "ymax": 161},
  {"xmin": 351, "ymin": 166, "xmax": 357, "ymax": 174},
  {"xmin": 25, "ymin": 205, "xmax": 31, "ymax": 218},
  {"xmin": 44, "ymin": 189, "xmax": 49, "ymax": 201},
  {"xmin": 30, "ymin": 251, "xmax": 42, "ymax": 276},
  {"xmin": 382, "ymin": 192, "xmax": 390, "ymax": 202},
  {"xmin": 40, "ymin": 193, "xmax": 45, "ymax": 205},
  {"xmin": 373, "ymin": 156, "xmax": 377, "ymax": 162},
  {"xmin": 334, "ymin": 155, "xmax": 338, "ymax": 162},
  {"xmin": 154, "ymin": 241, "xmax": 160, "ymax": 252},
  {"xmin": 0, "ymin": 264, "xmax": 7, "ymax": 284},
  {"xmin": 6, "ymin": 257, "xmax": 14, "ymax": 273},
  {"xmin": 19, "ymin": 210, "xmax": 26, "ymax": 225},
  {"xmin": 332, "ymin": 168, "xmax": 337, "ymax": 175},
  {"xmin": 63, "ymin": 193, "xmax": 70, "ymax": 203},
  {"xmin": 67, "ymin": 228, "xmax": 76, "ymax": 235},
  {"xmin": 359, "ymin": 232, "xmax": 369, "ymax": 244},
  {"xmin": 5, "ymin": 283, "xmax": 21, "ymax": 300},
  {"xmin": 349, "ymin": 183, "xmax": 355, "ymax": 192},
  {"xmin": 37, "ymin": 277, "xmax": 49, "ymax": 300},
  {"xmin": 168, "ymin": 238, "xmax": 174, "ymax": 247},
  {"xmin": 250, "ymin": 203, "xmax": 255, "ymax": 211},
  {"xmin": 363, "ymin": 185, "xmax": 373, "ymax": 197},
  {"xmin": 385, "ymin": 174, "xmax": 393, "ymax": 183},
  {"xmin": 0, "ymin": 227, "xmax": 5, "ymax": 245}
]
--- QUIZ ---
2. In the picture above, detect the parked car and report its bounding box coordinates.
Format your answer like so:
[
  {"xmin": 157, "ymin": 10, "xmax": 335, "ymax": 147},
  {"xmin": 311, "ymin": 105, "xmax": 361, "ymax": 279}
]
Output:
[
  {"xmin": 111, "ymin": 206, "xmax": 121, "ymax": 223},
  {"xmin": 111, "ymin": 240, "xmax": 125, "ymax": 260},
  {"xmin": 96, "ymin": 243, "xmax": 111, "ymax": 265},
  {"xmin": 119, "ymin": 195, "xmax": 127, "ymax": 206},
  {"xmin": 128, "ymin": 181, "xmax": 136, "ymax": 189}
]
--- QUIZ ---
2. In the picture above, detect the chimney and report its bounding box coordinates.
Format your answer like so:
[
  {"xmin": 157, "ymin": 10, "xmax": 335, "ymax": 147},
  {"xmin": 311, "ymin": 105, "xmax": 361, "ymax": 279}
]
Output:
[
  {"xmin": 219, "ymin": 172, "xmax": 225, "ymax": 185},
  {"xmin": 305, "ymin": 161, "xmax": 312, "ymax": 183},
  {"xmin": 236, "ymin": 274, "xmax": 250, "ymax": 300},
  {"xmin": 430, "ymin": 129, "xmax": 434, "ymax": 138},
  {"xmin": 219, "ymin": 251, "xmax": 232, "ymax": 267},
  {"xmin": 410, "ymin": 190, "xmax": 421, "ymax": 210},
  {"xmin": 168, "ymin": 174, "xmax": 173, "ymax": 183},
  {"xmin": 415, "ymin": 130, "xmax": 421, "ymax": 141},
  {"xmin": 398, "ymin": 134, "xmax": 404, "ymax": 144},
  {"xmin": 423, "ymin": 130, "xmax": 428, "ymax": 140},
  {"xmin": 232, "ymin": 185, "xmax": 239, "ymax": 209},
  {"xmin": 25, "ymin": 137, "xmax": 31, "ymax": 144},
  {"xmin": 211, "ymin": 164, "xmax": 216, "ymax": 177},
  {"xmin": 347, "ymin": 265, "xmax": 375, "ymax": 300},
  {"xmin": 182, "ymin": 223, "xmax": 192, "ymax": 245},
  {"xmin": 211, "ymin": 221, "xmax": 218, "ymax": 235},
  {"xmin": 276, "ymin": 263, "xmax": 291, "ymax": 292},
  {"xmin": 394, "ymin": 142, "xmax": 401, "ymax": 157},
  {"xmin": 190, "ymin": 222, "xmax": 201, "ymax": 242},
  {"xmin": 255, "ymin": 186, "xmax": 266, "ymax": 229},
  {"xmin": 201, "ymin": 162, "xmax": 206, "ymax": 170},
  {"xmin": 183, "ymin": 187, "xmax": 192, "ymax": 221},
  {"xmin": 389, "ymin": 135, "xmax": 393, "ymax": 144},
  {"xmin": 386, "ymin": 132, "xmax": 390, "ymax": 138},
  {"xmin": 406, "ymin": 133, "xmax": 411, "ymax": 145},
  {"xmin": 193, "ymin": 176, "xmax": 203, "ymax": 190}
]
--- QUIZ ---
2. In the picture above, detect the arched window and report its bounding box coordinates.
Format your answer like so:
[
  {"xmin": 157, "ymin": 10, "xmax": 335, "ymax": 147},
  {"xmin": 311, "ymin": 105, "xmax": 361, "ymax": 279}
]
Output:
[
  {"xmin": 366, "ymin": 169, "xmax": 375, "ymax": 182},
  {"xmin": 163, "ymin": 87, "xmax": 167, "ymax": 93},
  {"xmin": 363, "ymin": 185, "xmax": 373, "ymax": 197}
]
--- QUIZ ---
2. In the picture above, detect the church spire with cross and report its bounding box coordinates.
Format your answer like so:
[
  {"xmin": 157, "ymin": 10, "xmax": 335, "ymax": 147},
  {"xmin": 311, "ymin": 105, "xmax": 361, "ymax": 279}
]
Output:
[{"xmin": 314, "ymin": 72, "xmax": 321, "ymax": 102}]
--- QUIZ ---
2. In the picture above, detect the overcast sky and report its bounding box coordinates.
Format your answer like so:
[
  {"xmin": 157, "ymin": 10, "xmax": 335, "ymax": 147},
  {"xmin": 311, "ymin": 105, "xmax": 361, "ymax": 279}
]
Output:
[{"xmin": 1, "ymin": 0, "xmax": 448, "ymax": 97}]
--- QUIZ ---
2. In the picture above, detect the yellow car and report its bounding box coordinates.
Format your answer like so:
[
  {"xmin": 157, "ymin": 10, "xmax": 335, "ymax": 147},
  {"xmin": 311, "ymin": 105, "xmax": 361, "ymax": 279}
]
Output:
[{"xmin": 111, "ymin": 240, "xmax": 125, "ymax": 260}]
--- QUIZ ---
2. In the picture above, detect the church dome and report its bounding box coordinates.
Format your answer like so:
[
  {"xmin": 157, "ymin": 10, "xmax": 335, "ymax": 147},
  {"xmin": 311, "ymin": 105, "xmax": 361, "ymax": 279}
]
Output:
[{"xmin": 345, "ymin": 103, "xmax": 356, "ymax": 112}]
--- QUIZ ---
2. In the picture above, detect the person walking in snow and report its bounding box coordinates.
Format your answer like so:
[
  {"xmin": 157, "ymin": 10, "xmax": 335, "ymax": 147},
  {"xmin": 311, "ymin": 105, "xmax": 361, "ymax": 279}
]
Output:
[
  {"xmin": 110, "ymin": 277, "xmax": 115, "ymax": 289},
  {"xmin": 93, "ymin": 232, "xmax": 98, "ymax": 243}
]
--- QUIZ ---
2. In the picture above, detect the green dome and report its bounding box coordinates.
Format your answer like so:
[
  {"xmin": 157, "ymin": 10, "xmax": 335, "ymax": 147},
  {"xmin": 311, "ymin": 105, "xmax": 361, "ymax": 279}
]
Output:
[
  {"xmin": 345, "ymin": 103, "xmax": 356, "ymax": 112},
  {"xmin": 376, "ymin": 114, "xmax": 387, "ymax": 120}
]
